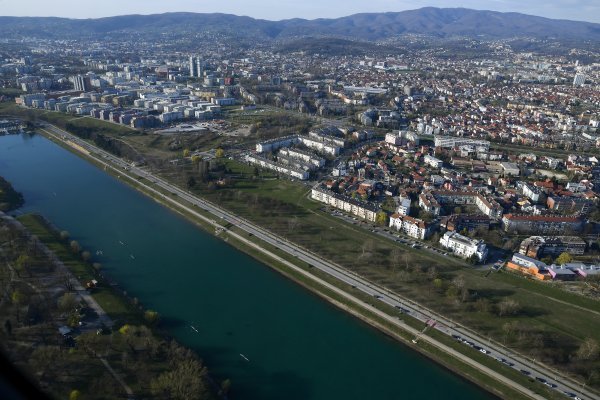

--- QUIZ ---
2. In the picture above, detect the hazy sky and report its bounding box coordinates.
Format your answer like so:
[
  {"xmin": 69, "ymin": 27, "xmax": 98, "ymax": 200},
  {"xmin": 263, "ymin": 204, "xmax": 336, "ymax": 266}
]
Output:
[{"xmin": 0, "ymin": 0, "xmax": 598, "ymax": 23}]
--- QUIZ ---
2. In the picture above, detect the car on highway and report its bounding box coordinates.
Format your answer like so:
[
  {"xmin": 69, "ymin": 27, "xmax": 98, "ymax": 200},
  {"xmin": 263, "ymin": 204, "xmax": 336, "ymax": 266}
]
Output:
[
  {"xmin": 562, "ymin": 393, "xmax": 582, "ymax": 400},
  {"xmin": 520, "ymin": 369, "xmax": 531, "ymax": 376}
]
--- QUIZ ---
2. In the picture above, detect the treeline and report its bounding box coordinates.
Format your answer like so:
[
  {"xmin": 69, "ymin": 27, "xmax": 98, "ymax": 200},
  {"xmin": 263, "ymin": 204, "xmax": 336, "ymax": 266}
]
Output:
[
  {"xmin": 0, "ymin": 175, "xmax": 24, "ymax": 212},
  {"xmin": 249, "ymin": 114, "xmax": 312, "ymax": 140},
  {"xmin": 65, "ymin": 122, "xmax": 123, "ymax": 156},
  {"xmin": 64, "ymin": 122, "xmax": 142, "ymax": 161}
]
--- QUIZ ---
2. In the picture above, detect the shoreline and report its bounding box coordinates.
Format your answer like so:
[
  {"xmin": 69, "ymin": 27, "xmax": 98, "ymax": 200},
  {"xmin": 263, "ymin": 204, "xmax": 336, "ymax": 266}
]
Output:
[{"xmin": 29, "ymin": 125, "xmax": 550, "ymax": 399}]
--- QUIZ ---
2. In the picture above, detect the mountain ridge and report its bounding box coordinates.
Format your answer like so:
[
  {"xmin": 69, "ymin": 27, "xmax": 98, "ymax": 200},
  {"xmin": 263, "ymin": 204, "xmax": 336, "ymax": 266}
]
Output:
[{"xmin": 1, "ymin": 7, "xmax": 599, "ymax": 42}]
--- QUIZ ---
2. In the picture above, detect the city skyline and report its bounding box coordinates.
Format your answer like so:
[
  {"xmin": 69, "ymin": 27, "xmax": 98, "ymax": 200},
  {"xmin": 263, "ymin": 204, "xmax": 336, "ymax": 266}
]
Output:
[{"xmin": 0, "ymin": 0, "xmax": 598, "ymax": 24}]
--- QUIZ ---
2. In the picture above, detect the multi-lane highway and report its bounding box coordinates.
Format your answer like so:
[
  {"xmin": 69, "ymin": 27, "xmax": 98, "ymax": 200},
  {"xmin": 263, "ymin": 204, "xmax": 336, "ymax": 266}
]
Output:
[{"xmin": 40, "ymin": 122, "xmax": 597, "ymax": 400}]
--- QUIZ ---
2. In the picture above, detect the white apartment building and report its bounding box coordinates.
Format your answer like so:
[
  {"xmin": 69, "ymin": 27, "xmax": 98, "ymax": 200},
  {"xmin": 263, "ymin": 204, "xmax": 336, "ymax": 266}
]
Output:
[
  {"xmin": 311, "ymin": 186, "xmax": 378, "ymax": 222},
  {"xmin": 439, "ymin": 231, "xmax": 488, "ymax": 261},
  {"xmin": 434, "ymin": 136, "xmax": 490, "ymax": 150},
  {"xmin": 396, "ymin": 198, "xmax": 412, "ymax": 216},
  {"xmin": 389, "ymin": 214, "xmax": 431, "ymax": 239},
  {"xmin": 245, "ymin": 154, "xmax": 309, "ymax": 180},
  {"xmin": 424, "ymin": 154, "xmax": 443, "ymax": 169}
]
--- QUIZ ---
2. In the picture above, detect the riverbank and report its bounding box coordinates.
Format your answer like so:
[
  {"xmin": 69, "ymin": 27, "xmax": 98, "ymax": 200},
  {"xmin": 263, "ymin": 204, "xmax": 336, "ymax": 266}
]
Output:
[
  {"xmin": 0, "ymin": 212, "xmax": 220, "ymax": 400},
  {"xmin": 0, "ymin": 176, "xmax": 24, "ymax": 212},
  {"xmin": 30, "ymin": 125, "xmax": 570, "ymax": 399}
]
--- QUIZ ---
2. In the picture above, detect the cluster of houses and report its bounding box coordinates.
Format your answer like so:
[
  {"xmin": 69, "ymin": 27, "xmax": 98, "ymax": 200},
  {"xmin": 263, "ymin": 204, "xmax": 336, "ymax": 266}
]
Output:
[
  {"xmin": 0, "ymin": 119, "xmax": 24, "ymax": 135},
  {"xmin": 506, "ymin": 252, "xmax": 600, "ymax": 281},
  {"xmin": 502, "ymin": 235, "xmax": 598, "ymax": 281},
  {"xmin": 304, "ymin": 125, "xmax": 600, "ymax": 264},
  {"xmin": 17, "ymin": 90, "xmax": 231, "ymax": 129},
  {"xmin": 247, "ymin": 127, "xmax": 373, "ymax": 180}
]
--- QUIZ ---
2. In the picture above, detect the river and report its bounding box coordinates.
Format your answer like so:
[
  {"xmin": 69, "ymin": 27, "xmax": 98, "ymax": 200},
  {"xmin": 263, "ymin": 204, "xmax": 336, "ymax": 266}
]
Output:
[{"xmin": 0, "ymin": 133, "xmax": 493, "ymax": 400}]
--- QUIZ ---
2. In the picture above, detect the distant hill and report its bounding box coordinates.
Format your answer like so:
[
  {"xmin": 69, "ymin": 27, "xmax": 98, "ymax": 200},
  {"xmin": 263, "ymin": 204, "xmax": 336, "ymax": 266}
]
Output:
[
  {"xmin": 275, "ymin": 37, "xmax": 402, "ymax": 56},
  {"xmin": 1, "ymin": 7, "xmax": 599, "ymax": 42}
]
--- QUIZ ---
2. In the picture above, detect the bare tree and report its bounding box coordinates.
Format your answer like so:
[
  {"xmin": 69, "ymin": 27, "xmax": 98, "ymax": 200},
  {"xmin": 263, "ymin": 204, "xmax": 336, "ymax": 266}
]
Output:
[
  {"xmin": 497, "ymin": 299, "xmax": 521, "ymax": 317},
  {"xmin": 576, "ymin": 338, "xmax": 599, "ymax": 361}
]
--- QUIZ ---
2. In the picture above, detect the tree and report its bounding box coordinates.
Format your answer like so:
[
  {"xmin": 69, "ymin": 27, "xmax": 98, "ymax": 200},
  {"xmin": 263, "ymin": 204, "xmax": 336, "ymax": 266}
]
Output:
[
  {"xmin": 361, "ymin": 240, "xmax": 374, "ymax": 258},
  {"xmin": 81, "ymin": 250, "xmax": 91, "ymax": 262},
  {"xmin": 58, "ymin": 293, "xmax": 78, "ymax": 314},
  {"xmin": 186, "ymin": 176, "xmax": 197, "ymax": 189},
  {"xmin": 474, "ymin": 298, "xmax": 490, "ymax": 313},
  {"xmin": 151, "ymin": 359, "xmax": 208, "ymax": 400},
  {"xmin": 119, "ymin": 324, "xmax": 131, "ymax": 335},
  {"xmin": 220, "ymin": 379, "xmax": 232, "ymax": 396},
  {"xmin": 287, "ymin": 216, "xmax": 299, "ymax": 233},
  {"xmin": 215, "ymin": 148, "xmax": 225, "ymax": 158},
  {"xmin": 92, "ymin": 262, "xmax": 102, "ymax": 273},
  {"xmin": 502, "ymin": 321, "xmax": 518, "ymax": 344},
  {"xmin": 576, "ymin": 338, "xmax": 599, "ymax": 361},
  {"xmin": 555, "ymin": 252, "xmax": 573, "ymax": 265},
  {"xmin": 60, "ymin": 230, "xmax": 70, "ymax": 241},
  {"xmin": 4, "ymin": 319, "xmax": 12, "ymax": 336},
  {"xmin": 182, "ymin": 149, "xmax": 190, "ymax": 158},
  {"xmin": 541, "ymin": 256, "xmax": 554, "ymax": 265},
  {"xmin": 70, "ymin": 240, "xmax": 80, "ymax": 254},
  {"xmin": 390, "ymin": 248, "xmax": 402, "ymax": 271},
  {"xmin": 11, "ymin": 289, "xmax": 23, "ymax": 309},
  {"xmin": 144, "ymin": 310, "xmax": 160, "ymax": 325},
  {"xmin": 375, "ymin": 211, "xmax": 388, "ymax": 226},
  {"xmin": 417, "ymin": 211, "xmax": 434, "ymax": 223},
  {"xmin": 67, "ymin": 312, "xmax": 81, "ymax": 328},
  {"xmin": 14, "ymin": 254, "xmax": 30, "ymax": 277},
  {"xmin": 497, "ymin": 299, "xmax": 521, "ymax": 316},
  {"xmin": 467, "ymin": 254, "xmax": 479, "ymax": 265},
  {"xmin": 191, "ymin": 155, "xmax": 201, "ymax": 165},
  {"xmin": 69, "ymin": 390, "xmax": 81, "ymax": 400},
  {"xmin": 29, "ymin": 346, "xmax": 64, "ymax": 381}
]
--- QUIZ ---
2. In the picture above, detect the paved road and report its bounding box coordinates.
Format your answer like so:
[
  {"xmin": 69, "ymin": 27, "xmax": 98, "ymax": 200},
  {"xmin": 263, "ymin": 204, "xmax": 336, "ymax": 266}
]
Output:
[{"xmin": 39, "ymin": 122, "xmax": 597, "ymax": 400}]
